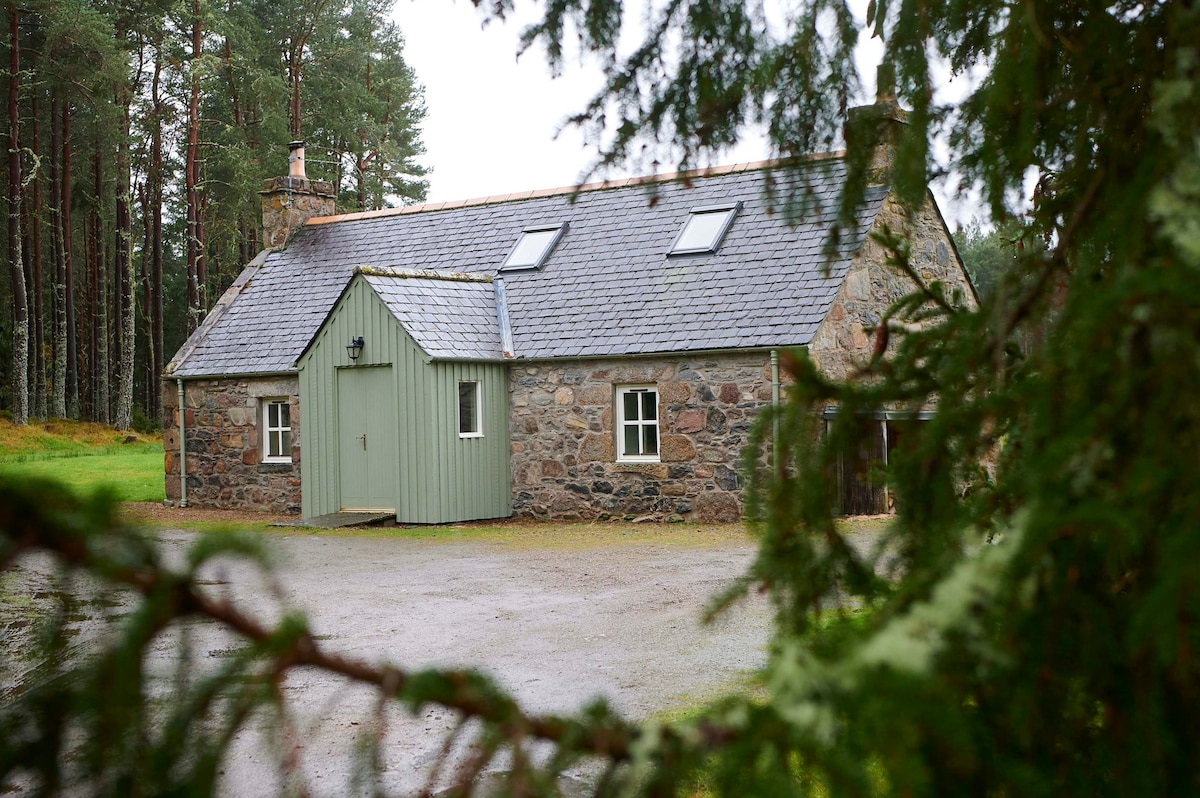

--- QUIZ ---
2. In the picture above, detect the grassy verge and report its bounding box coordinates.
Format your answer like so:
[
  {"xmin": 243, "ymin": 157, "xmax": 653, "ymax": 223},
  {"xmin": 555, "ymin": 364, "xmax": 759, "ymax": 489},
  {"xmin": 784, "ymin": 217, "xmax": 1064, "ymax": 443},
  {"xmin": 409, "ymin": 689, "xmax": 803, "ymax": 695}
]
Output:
[
  {"xmin": 0, "ymin": 418, "xmax": 164, "ymax": 503},
  {"xmin": 250, "ymin": 514, "xmax": 891, "ymax": 547},
  {"xmin": 295, "ymin": 520, "xmax": 755, "ymax": 549}
]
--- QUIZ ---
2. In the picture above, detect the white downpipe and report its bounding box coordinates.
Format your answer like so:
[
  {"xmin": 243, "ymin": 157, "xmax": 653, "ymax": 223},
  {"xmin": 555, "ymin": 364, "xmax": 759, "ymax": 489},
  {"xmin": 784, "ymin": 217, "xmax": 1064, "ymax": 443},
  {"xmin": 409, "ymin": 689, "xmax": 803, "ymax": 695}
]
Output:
[
  {"xmin": 770, "ymin": 349, "xmax": 781, "ymax": 454},
  {"xmin": 177, "ymin": 378, "xmax": 188, "ymax": 507}
]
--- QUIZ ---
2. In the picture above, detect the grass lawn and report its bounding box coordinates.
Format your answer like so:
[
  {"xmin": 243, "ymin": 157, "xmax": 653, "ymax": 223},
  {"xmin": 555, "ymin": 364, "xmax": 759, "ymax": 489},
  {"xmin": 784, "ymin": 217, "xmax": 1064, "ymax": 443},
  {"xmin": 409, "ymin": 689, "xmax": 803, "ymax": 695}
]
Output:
[{"xmin": 0, "ymin": 418, "xmax": 164, "ymax": 503}]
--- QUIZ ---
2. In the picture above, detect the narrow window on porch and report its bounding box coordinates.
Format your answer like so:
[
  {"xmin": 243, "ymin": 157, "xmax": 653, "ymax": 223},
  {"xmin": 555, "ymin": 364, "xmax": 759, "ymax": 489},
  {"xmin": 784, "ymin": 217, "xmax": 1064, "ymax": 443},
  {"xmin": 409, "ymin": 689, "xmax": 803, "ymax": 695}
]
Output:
[
  {"xmin": 617, "ymin": 386, "xmax": 659, "ymax": 461},
  {"xmin": 263, "ymin": 399, "xmax": 291, "ymax": 462},
  {"xmin": 459, "ymin": 381, "xmax": 482, "ymax": 437}
]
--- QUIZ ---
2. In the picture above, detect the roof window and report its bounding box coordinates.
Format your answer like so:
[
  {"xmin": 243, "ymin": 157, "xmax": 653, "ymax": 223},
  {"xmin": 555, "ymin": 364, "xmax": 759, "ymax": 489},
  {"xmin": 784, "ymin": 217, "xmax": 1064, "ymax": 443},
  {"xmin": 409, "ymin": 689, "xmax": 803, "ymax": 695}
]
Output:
[
  {"xmin": 500, "ymin": 223, "xmax": 567, "ymax": 272},
  {"xmin": 670, "ymin": 202, "xmax": 742, "ymax": 255}
]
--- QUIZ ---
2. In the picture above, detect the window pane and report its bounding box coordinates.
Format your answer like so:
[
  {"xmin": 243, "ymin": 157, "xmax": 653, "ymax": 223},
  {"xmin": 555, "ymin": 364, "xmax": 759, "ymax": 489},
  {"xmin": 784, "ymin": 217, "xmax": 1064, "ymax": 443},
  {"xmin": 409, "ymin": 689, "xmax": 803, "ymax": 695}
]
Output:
[
  {"xmin": 624, "ymin": 424, "xmax": 640, "ymax": 455},
  {"xmin": 278, "ymin": 403, "xmax": 289, "ymax": 428},
  {"xmin": 459, "ymin": 382, "xmax": 478, "ymax": 434},
  {"xmin": 673, "ymin": 209, "xmax": 735, "ymax": 253},
  {"xmin": 641, "ymin": 392, "xmax": 657, "ymax": 421},
  {"xmin": 280, "ymin": 431, "xmax": 291, "ymax": 457},
  {"xmin": 504, "ymin": 228, "xmax": 559, "ymax": 269},
  {"xmin": 623, "ymin": 392, "xmax": 639, "ymax": 422},
  {"xmin": 643, "ymin": 424, "xmax": 658, "ymax": 455},
  {"xmin": 268, "ymin": 431, "xmax": 280, "ymax": 458},
  {"xmin": 268, "ymin": 402, "xmax": 279, "ymax": 427}
]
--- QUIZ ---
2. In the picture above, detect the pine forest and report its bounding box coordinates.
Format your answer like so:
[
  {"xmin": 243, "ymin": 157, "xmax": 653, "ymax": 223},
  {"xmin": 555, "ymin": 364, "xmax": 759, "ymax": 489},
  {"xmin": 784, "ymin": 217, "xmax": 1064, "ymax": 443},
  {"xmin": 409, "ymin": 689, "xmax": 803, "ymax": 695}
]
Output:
[{"xmin": 0, "ymin": 0, "xmax": 427, "ymax": 429}]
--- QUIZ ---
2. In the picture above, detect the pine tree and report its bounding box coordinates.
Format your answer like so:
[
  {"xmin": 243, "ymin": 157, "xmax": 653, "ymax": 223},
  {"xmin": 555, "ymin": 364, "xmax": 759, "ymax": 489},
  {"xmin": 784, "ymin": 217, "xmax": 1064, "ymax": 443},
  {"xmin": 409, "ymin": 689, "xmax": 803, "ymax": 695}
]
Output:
[
  {"xmin": 6, "ymin": 4, "xmax": 28, "ymax": 426},
  {"xmin": 0, "ymin": 0, "xmax": 428, "ymax": 422}
]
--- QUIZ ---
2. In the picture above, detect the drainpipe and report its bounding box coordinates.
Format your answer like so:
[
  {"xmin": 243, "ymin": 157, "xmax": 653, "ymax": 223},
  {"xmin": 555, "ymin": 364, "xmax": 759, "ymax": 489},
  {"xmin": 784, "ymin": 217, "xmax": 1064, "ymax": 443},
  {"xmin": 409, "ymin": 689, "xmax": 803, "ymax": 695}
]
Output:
[
  {"xmin": 177, "ymin": 378, "xmax": 188, "ymax": 507},
  {"xmin": 770, "ymin": 349, "xmax": 781, "ymax": 454}
]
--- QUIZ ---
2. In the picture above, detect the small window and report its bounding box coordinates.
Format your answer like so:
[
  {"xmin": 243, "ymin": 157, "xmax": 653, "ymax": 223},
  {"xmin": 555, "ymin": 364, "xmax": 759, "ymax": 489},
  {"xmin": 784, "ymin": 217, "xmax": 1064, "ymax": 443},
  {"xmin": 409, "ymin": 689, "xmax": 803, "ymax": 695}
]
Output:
[
  {"xmin": 616, "ymin": 386, "xmax": 659, "ymax": 461},
  {"xmin": 458, "ymin": 381, "xmax": 482, "ymax": 437},
  {"xmin": 500, "ymin": 223, "xmax": 567, "ymax": 272},
  {"xmin": 670, "ymin": 203, "xmax": 742, "ymax": 255},
  {"xmin": 263, "ymin": 399, "xmax": 292, "ymax": 462}
]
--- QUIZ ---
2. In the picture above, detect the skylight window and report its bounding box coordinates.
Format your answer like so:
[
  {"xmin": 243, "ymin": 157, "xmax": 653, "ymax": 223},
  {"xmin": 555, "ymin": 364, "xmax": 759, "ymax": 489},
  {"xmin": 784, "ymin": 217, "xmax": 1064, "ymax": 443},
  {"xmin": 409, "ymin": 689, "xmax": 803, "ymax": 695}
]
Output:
[
  {"xmin": 670, "ymin": 202, "xmax": 742, "ymax": 255},
  {"xmin": 500, "ymin": 223, "xmax": 567, "ymax": 272}
]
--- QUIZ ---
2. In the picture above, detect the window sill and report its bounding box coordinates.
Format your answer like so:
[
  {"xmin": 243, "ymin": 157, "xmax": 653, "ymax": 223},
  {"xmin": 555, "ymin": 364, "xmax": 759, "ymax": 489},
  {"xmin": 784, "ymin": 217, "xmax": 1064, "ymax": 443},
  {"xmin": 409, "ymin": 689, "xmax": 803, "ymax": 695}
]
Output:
[
  {"xmin": 258, "ymin": 462, "xmax": 294, "ymax": 474},
  {"xmin": 458, "ymin": 433, "xmax": 484, "ymax": 439},
  {"xmin": 613, "ymin": 461, "xmax": 668, "ymax": 476}
]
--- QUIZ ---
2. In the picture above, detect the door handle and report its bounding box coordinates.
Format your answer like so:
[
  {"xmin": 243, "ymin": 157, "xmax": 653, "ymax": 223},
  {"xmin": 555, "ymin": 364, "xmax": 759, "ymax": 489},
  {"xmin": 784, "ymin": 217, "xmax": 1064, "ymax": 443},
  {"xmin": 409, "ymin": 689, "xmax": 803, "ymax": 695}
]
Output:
[{"xmin": 358, "ymin": 433, "xmax": 367, "ymax": 450}]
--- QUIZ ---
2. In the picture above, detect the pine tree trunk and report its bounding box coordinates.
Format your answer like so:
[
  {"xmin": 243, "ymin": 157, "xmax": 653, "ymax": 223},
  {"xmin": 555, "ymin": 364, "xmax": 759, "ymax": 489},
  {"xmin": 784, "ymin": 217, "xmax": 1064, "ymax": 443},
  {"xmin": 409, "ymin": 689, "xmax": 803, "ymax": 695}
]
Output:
[
  {"xmin": 91, "ymin": 138, "xmax": 108, "ymax": 424},
  {"xmin": 21, "ymin": 153, "xmax": 36, "ymax": 419},
  {"xmin": 114, "ymin": 97, "xmax": 133, "ymax": 431},
  {"xmin": 139, "ymin": 181, "xmax": 150, "ymax": 415},
  {"xmin": 185, "ymin": 0, "xmax": 203, "ymax": 334},
  {"xmin": 8, "ymin": 6, "xmax": 28, "ymax": 425},
  {"xmin": 61, "ymin": 100, "xmax": 77, "ymax": 418},
  {"xmin": 223, "ymin": 29, "xmax": 257, "ymax": 268},
  {"xmin": 149, "ymin": 49, "xmax": 163, "ymax": 415},
  {"xmin": 49, "ymin": 90, "xmax": 66, "ymax": 418},
  {"xmin": 289, "ymin": 53, "xmax": 302, "ymax": 139},
  {"xmin": 28, "ymin": 87, "xmax": 44, "ymax": 419}
]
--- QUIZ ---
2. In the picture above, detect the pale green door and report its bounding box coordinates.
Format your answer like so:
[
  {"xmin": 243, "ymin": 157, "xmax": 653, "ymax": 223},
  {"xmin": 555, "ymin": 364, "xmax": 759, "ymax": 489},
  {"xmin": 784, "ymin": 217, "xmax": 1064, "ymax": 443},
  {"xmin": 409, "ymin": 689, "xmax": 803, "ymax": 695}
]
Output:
[{"xmin": 337, "ymin": 366, "xmax": 397, "ymax": 511}]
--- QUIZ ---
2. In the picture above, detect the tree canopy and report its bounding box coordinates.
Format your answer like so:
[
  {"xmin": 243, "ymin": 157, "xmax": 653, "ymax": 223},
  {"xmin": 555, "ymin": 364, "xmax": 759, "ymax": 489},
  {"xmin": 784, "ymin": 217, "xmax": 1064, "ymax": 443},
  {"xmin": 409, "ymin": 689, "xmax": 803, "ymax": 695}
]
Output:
[
  {"xmin": 0, "ymin": 0, "xmax": 427, "ymax": 426},
  {"xmin": 3, "ymin": 0, "xmax": 1200, "ymax": 795}
]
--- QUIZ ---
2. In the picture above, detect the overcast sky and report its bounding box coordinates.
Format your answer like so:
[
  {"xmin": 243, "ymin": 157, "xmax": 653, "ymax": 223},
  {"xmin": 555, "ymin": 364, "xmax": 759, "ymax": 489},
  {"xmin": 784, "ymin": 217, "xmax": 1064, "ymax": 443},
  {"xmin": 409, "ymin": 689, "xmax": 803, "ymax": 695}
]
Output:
[
  {"xmin": 389, "ymin": 1, "xmax": 857, "ymax": 203},
  {"xmin": 390, "ymin": 0, "xmax": 618, "ymax": 202},
  {"xmin": 386, "ymin": 2, "xmax": 988, "ymax": 226}
]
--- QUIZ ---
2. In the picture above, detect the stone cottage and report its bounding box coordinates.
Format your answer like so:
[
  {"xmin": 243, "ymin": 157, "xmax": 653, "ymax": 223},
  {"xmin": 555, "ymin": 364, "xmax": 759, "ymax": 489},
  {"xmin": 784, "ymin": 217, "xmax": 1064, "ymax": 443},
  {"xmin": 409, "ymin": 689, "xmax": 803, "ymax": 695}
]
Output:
[{"xmin": 163, "ymin": 124, "xmax": 976, "ymax": 523}]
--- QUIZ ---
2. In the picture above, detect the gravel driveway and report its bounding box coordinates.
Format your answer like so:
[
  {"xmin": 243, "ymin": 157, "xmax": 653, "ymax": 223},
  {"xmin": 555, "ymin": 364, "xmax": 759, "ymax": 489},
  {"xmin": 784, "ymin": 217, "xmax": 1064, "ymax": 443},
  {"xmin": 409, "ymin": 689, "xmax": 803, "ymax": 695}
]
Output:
[{"xmin": 154, "ymin": 526, "xmax": 772, "ymax": 795}]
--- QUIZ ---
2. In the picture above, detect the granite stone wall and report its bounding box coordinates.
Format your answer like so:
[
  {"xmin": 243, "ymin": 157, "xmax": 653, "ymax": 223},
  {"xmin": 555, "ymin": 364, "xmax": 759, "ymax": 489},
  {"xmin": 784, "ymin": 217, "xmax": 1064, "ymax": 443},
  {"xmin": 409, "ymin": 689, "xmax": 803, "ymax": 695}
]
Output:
[
  {"xmin": 808, "ymin": 194, "xmax": 977, "ymax": 379},
  {"xmin": 508, "ymin": 352, "xmax": 778, "ymax": 522},
  {"xmin": 162, "ymin": 376, "xmax": 301, "ymax": 513}
]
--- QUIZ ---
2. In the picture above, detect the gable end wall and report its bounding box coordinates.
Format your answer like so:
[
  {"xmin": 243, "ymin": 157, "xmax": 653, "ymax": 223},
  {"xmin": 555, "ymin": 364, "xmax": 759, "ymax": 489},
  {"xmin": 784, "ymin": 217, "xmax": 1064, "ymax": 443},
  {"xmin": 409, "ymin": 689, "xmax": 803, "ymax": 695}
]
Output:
[
  {"xmin": 163, "ymin": 376, "xmax": 301, "ymax": 513},
  {"xmin": 808, "ymin": 193, "xmax": 976, "ymax": 378}
]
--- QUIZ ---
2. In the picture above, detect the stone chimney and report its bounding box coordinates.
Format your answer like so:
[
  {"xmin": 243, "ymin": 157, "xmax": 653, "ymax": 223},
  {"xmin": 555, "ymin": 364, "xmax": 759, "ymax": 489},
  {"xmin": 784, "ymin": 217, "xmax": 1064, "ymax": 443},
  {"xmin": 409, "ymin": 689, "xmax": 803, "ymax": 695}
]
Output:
[
  {"xmin": 259, "ymin": 141, "xmax": 336, "ymax": 249},
  {"xmin": 845, "ymin": 64, "xmax": 909, "ymax": 179}
]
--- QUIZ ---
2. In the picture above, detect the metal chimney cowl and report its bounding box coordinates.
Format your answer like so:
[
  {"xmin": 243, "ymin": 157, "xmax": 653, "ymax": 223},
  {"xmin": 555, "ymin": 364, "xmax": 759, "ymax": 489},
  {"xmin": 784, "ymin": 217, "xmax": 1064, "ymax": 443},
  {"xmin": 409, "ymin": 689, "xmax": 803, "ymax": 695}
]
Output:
[{"xmin": 259, "ymin": 141, "xmax": 336, "ymax": 249}]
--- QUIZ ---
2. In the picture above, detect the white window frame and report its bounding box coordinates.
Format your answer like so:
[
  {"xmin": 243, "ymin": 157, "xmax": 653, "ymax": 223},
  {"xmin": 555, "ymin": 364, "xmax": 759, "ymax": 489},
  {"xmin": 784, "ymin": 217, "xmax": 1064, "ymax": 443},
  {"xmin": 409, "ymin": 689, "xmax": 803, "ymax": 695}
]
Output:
[
  {"xmin": 458, "ymin": 380, "xmax": 483, "ymax": 438},
  {"xmin": 499, "ymin": 222, "xmax": 568, "ymax": 272},
  {"xmin": 616, "ymin": 385, "xmax": 660, "ymax": 462},
  {"xmin": 262, "ymin": 398, "xmax": 292, "ymax": 463},
  {"xmin": 669, "ymin": 202, "xmax": 742, "ymax": 255}
]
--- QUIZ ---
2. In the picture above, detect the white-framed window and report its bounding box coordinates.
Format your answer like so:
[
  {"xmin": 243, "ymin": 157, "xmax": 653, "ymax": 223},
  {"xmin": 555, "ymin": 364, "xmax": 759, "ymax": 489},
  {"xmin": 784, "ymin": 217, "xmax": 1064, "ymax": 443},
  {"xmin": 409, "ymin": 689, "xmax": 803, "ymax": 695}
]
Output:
[
  {"xmin": 617, "ymin": 386, "xmax": 659, "ymax": 461},
  {"xmin": 262, "ymin": 399, "xmax": 292, "ymax": 462},
  {"xmin": 458, "ymin": 381, "xmax": 482, "ymax": 438},
  {"xmin": 669, "ymin": 202, "xmax": 742, "ymax": 255},
  {"xmin": 500, "ymin": 223, "xmax": 568, "ymax": 272}
]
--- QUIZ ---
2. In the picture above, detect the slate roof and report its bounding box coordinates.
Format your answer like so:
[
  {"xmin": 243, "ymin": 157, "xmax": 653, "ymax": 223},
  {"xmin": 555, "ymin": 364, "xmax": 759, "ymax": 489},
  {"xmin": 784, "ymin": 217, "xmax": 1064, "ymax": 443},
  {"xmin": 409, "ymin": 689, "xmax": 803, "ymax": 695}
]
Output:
[
  {"xmin": 166, "ymin": 157, "xmax": 888, "ymax": 377},
  {"xmin": 359, "ymin": 269, "xmax": 504, "ymax": 360}
]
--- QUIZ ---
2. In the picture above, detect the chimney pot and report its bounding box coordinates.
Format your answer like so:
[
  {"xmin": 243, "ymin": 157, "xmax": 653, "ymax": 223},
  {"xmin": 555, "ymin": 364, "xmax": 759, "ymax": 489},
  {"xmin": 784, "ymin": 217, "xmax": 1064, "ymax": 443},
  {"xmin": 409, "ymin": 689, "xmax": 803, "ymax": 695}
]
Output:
[
  {"xmin": 288, "ymin": 140, "xmax": 306, "ymax": 180},
  {"xmin": 876, "ymin": 63, "xmax": 896, "ymax": 104},
  {"xmin": 844, "ymin": 67, "xmax": 908, "ymax": 183},
  {"xmin": 260, "ymin": 141, "xmax": 335, "ymax": 248}
]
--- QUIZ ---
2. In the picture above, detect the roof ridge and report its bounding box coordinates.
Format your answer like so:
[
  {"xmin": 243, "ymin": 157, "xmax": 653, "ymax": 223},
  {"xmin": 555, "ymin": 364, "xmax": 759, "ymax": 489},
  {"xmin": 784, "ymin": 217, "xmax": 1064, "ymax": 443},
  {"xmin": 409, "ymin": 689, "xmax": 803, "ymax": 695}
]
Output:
[
  {"xmin": 305, "ymin": 152, "xmax": 847, "ymax": 227},
  {"xmin": 357, "ymin": 266, "xmax": 493, "ymax": 283}
]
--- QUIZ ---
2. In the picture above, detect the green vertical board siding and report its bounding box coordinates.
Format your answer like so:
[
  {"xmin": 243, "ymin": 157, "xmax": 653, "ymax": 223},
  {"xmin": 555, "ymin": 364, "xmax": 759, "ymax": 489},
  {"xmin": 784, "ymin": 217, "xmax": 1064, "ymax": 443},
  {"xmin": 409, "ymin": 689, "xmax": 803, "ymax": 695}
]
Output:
[{"xmin": 297, "ymin": 276, "xmax": 511, "ymax": 522}]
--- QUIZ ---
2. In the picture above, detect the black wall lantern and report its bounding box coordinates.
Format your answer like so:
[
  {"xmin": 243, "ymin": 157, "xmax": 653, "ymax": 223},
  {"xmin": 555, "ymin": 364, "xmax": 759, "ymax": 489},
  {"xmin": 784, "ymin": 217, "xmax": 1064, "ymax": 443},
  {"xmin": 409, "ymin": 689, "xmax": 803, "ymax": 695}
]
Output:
[{"xmin": 346, "ymin": 336, "xmax": 364, "ymax": 362}]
